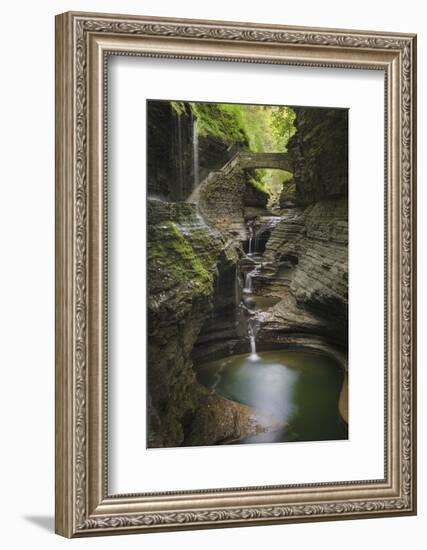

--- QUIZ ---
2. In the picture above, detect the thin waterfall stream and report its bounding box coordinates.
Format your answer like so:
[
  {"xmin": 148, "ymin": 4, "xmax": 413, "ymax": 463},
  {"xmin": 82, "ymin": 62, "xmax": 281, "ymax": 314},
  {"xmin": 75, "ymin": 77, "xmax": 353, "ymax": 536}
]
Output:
[
  {"xmin": 248, "ymin": 225, "xmax": 253, "ymax": 254},
  {"xmin": 243, "ymin": 271, "xmax": 253, "ymax": 293},
  {"xmin": 192, "ymin": 117, "xmax": 199, "ymax": 190},
  {"xmin": 241, "ymin": 221, "xmax": 263, "ymax": 358},
  {"xmin": 248, "ymin": 320, "xmax": 260, "ymax": 361}
]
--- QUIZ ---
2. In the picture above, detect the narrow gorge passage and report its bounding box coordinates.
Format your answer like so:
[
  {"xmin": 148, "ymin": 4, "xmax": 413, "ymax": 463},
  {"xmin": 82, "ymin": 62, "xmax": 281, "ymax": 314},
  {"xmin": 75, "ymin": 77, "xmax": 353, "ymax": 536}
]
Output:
[{"xmin": 147, "ymin": 100, "xmax": 349, "ymax": 448}]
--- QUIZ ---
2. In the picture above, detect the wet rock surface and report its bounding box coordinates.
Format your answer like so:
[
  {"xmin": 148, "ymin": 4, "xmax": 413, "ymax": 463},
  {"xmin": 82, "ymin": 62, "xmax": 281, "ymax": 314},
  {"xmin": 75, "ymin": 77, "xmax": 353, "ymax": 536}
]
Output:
[{"xmin": 185, "ymin": 392, "xmax": 284, "ymax": 446}]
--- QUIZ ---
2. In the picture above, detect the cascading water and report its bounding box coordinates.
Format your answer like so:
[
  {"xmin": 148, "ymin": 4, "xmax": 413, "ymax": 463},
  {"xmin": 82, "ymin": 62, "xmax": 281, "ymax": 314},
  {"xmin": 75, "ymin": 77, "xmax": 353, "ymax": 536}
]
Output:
[
  {"xmin": 244, "ymin": 271, "xmax": 253, "ymax": 293},
  {"xmin": 193, "ymin": 118, "xmax": 199, "ymax": 191},
  {"xmin": 239, "ymin": 221, "xmax": 263, "ymax": 359},
  {"xmin": 248, "ymin": 319, "xmax": 260, "ymax": 361},
  {"xmin": 248, "ymin": 226, "xmax": 253, "ymax": 254}
]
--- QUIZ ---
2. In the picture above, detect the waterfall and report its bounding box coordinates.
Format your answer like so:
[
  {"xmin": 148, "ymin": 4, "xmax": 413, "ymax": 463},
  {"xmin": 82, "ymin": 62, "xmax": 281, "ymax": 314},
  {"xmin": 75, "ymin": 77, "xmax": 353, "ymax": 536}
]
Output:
[
  {"xmin": 248, "ymin": 226, "xmax": 254, "ymax": 254},
  {"xmin": 250, "ymin": 335, "xmax": 257, "ymax": 356},
  {"xmin": 177, "ymin": 114, "xmax": 184, "ymax": 199},
  {"xmin": 193, "ymin": 118, "xmax": 199, "ymax": 190},
  {"xmin": 244, "ymin": 271, "xmax": 253, "ymax": 293},
  {"xmin": 239, "ymin": 220, "xmax": 266, "ymax": 361},
  {"xmin": 248, "ymin": 321, "xmax": 260, "ymax": 361}
]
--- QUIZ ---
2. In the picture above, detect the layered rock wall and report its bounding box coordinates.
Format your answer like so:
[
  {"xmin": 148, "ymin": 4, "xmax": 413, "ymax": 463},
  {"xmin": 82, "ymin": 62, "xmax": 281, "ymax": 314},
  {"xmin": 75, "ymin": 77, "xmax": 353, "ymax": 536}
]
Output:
[
  {"xmin": 287, "ymin": 107, "xmax": 348, "ymax": 205},
  {"xmin": 258, "ymin": 107, "xmax": 349, "ymax": 350},
  {"xmin": 197, "ymin": 156, "xmax": 270, "ymax": 241},
  {"xmin": 261, "ymin": 199, "xmax": 348, "ymax": 345}
]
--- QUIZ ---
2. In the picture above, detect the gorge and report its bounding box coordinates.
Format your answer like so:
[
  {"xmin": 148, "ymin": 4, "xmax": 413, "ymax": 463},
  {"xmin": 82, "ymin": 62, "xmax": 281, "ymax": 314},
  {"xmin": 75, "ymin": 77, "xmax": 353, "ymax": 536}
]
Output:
[{"xmin": 147, "ymin": 100, "xmax": 348, "ymax": 448}]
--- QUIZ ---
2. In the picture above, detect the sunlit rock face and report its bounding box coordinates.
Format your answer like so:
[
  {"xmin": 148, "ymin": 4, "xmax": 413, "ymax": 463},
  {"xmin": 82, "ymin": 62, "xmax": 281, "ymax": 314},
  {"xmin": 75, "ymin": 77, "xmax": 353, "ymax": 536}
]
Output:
[
  {"xmin": 198, "ymin": 162, "xmax": 271, "ymax": 242},
  {"xmin": 198, "ymin": 165, "xmax": 249, "ymax": 241}
]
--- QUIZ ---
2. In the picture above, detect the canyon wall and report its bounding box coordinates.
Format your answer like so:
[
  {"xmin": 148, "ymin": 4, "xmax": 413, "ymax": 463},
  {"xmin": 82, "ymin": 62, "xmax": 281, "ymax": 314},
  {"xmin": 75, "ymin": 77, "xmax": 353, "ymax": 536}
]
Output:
[
  {"xmin": 259, "ymin": 107, "xmax": 348, "ymax": 351},
  {"xmin": 286, "ymin": 107, "xmax": 348, "ymax": 205}
]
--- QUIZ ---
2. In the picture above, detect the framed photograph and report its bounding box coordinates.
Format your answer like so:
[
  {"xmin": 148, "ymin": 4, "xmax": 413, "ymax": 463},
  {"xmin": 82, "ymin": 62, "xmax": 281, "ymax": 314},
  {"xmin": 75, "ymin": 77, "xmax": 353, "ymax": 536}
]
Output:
[{"xmin": 55, "ymin": 11, "xmax": 417, "ymax": 537}]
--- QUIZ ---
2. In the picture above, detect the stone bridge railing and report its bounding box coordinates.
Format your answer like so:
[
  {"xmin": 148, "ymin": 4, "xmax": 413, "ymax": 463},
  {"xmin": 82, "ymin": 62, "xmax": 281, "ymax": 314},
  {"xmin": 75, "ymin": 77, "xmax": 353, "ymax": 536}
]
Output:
[
  {"xmin": 221, "ymin": 151, "xmax": 293, "ymax": 174},
  {"xmin": 238, "ymin": 152, "xmax": 293, "ymax": 172}
]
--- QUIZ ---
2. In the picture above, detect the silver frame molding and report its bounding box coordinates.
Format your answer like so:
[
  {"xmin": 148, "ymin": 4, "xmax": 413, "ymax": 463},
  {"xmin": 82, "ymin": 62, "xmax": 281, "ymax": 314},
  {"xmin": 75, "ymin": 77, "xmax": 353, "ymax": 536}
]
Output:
[{"xmin": 55, "ymin": 11, "xmax": 417, "ymax": 538}]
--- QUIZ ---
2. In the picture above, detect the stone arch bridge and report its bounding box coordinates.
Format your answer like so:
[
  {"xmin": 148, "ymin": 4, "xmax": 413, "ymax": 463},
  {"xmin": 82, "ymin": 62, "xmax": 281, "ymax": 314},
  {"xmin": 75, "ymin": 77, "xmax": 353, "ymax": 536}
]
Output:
[{"xmin": 235, "ymin": 152, "xmax": 293, "ymax": 172}]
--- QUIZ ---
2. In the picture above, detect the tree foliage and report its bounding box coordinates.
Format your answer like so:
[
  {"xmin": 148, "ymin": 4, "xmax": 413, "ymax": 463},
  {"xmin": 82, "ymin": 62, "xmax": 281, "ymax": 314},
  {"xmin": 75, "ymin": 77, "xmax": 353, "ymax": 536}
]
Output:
[
  {"xmin": 189, "ymin": 102, "xmax": 296, "ymax": 153},
  {"xmin": 270, "ymin": 107, "xmax": 297, "ymax": 151},
  {"xmin": 190, "ymin": 103, "xmax": 247, "ymax": 144}
]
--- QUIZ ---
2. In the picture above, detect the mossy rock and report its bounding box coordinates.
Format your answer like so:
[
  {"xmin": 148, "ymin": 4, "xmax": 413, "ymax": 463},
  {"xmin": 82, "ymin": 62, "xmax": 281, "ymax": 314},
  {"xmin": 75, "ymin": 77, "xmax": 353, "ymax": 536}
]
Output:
[{"xmin": 148, "ymin": 220, "xmax": 214, "ymax": 297}]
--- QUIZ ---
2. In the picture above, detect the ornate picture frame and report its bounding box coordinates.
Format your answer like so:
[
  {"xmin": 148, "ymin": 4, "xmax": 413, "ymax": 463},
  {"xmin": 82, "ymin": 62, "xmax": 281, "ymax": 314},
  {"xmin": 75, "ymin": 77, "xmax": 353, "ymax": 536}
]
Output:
[{"xmin": 55, "ymin": 11, "xmax": 417, "ymax": 537}]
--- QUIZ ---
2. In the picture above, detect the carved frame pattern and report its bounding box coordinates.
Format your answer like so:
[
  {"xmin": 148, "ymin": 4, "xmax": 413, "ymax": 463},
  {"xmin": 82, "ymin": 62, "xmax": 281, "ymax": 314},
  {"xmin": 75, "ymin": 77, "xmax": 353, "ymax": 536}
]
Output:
[{"xmin": 55, "ymin": 11, "xmax": 416, "ymax": 537}]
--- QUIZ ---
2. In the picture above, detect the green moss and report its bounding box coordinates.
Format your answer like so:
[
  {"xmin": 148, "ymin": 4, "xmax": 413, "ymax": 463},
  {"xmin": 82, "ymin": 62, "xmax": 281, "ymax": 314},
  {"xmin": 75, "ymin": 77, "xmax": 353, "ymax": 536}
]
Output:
[
  {"xmin": 248, "ymin": 177, "xmax": 268, "ymax": 194},
  {"xmin": 190, "ymin": 103, "xmax": 247, "ymax": 144},
  {"xmin": 148, "ymin": 221, "xmax": 213, "ymax": 295}
]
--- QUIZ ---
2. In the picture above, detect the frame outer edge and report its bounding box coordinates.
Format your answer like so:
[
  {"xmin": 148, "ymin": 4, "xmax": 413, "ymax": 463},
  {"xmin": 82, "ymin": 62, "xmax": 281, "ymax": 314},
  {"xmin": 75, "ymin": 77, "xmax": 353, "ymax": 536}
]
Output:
[
  {"xmin": 55, "ymin": 10, "xmax": 417, "ymax": 537},
  {"xmin": 409, "ymin": 34, "xmax": 417, "ymax": 514},
  {"xmin": 55, "ymin": 12, "xmax": 76, "ymax": 538}
]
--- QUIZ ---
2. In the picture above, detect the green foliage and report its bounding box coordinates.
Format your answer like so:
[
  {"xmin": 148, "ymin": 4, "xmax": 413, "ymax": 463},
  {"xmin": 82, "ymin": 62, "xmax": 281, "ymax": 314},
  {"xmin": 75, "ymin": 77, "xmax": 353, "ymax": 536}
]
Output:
[
  {"xmin": 248, "ymin": 176, "xmax": 268, "ymax": 194},
  {"xmin": 270, "ymin": 107, "xmax": 297, "ymax": 151},
  {"xmin": 239, "ymin": 106, "xmax": 272, "ymax": 153},
  {"xmin": 170, "ymin": 101, "xmax": 187, "ymax": 115},
  {"xmin": 256, "ymin": 169, "xmax": 294, "ymax": 208},
  {"xmin": 189, "ymin": 102, "xmax": 297, "ymax": 154},
  {"xmin": 282, "ymin": 171, "xmax": 294, "ymax": 184},
  {"xmin": 190, "ymin": 103, "xmax": 246, "ymax": 144}
]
